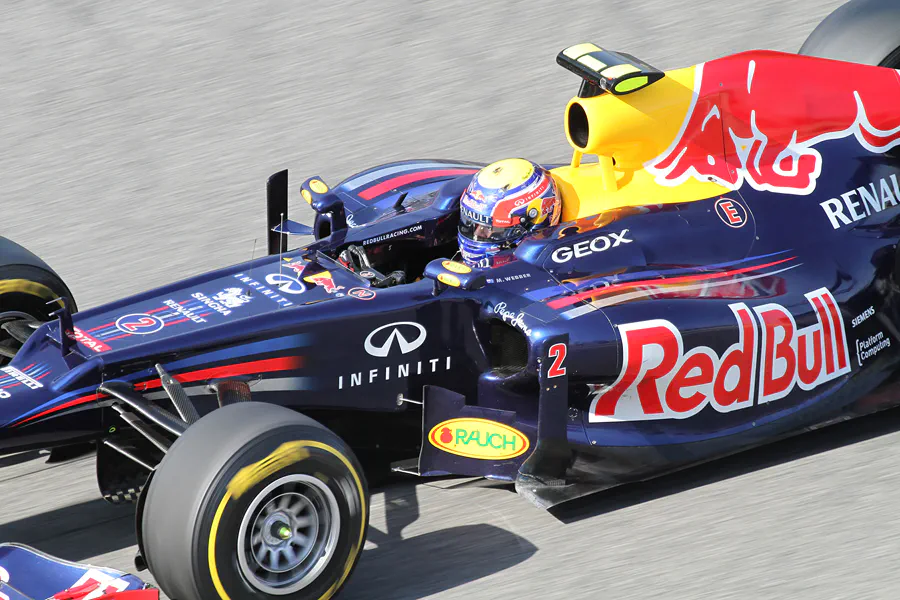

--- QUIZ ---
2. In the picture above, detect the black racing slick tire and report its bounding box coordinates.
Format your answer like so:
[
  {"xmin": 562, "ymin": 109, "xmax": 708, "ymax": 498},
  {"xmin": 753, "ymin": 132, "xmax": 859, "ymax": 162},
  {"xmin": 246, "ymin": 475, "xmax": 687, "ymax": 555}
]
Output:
[
  {"xmin": 0, "ymin": 237, "xmax": 76, "ymax": 366},
  {"xmin": 799, "ymin": 0, "xmax": 900, "ymax": 68},
  {"xmin": 141, "ymin": 402, "xmax": 369, "ymax": 600}
]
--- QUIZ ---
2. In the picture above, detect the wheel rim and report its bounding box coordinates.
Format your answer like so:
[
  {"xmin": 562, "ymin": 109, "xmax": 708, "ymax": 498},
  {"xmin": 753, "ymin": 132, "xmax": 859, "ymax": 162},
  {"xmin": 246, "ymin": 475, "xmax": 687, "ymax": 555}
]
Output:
[{"xmin": 237, "ymin": 474, "xmax": 341, "ymax": 595}]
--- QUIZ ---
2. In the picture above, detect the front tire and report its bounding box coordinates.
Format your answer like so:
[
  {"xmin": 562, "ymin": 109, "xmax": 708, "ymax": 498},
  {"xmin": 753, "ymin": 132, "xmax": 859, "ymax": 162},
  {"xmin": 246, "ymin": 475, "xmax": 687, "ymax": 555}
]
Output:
[
  {"xmin": 141, "ymin": 402, "xmax": 369, "ymax": 600},
  {"xmin": 0, "ymin": 257, "xmax": 76, "ymax": 366}
]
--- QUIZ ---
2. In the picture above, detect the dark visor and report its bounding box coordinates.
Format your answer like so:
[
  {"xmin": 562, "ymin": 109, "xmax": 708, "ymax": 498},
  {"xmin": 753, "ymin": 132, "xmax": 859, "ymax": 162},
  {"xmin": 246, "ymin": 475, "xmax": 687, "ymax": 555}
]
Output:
[{"xmin": 459, "ymin": 210, "xmax": 525, "ymax": 243}]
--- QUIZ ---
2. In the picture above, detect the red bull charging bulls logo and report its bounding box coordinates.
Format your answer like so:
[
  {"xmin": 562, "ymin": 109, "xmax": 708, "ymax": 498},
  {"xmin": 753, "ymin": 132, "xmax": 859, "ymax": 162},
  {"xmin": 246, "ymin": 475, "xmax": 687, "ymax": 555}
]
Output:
[
  {"xmin": 590, "ymin": 288, "xmax": 850, "ymax": 422},
  {"xmin": 646, "ymin": 51, "xmax": 900, "ymax": 196}
]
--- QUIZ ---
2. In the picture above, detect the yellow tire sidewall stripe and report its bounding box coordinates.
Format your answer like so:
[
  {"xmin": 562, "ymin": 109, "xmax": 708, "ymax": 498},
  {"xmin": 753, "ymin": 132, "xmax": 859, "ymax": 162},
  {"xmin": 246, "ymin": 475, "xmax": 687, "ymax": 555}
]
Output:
[
  {"xmin": 208, "ymin": 440, "xmax": 367, "ymax": 600},
  {"xmin": 0, "ymin": 279, "xmax": 65, "ymax": 308}
]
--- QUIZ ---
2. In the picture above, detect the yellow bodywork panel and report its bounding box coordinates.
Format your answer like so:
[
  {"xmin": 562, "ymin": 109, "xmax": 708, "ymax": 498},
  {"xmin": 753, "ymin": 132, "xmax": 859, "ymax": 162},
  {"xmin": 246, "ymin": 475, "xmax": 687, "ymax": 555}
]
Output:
[
  {"xmin": 552, "ymin": 64, "xmax": 730, "ymax": 222},
  {"xmin": 552, "ymin": 165, "xmax": 730, "ymax": 223}
]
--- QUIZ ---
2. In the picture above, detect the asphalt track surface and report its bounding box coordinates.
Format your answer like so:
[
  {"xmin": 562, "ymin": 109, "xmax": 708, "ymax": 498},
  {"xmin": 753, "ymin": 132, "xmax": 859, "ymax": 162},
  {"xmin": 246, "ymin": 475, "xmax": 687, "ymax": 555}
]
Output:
[{"xmin": 4, "ymin": 0, "xmax": 897, "ymax": 598}]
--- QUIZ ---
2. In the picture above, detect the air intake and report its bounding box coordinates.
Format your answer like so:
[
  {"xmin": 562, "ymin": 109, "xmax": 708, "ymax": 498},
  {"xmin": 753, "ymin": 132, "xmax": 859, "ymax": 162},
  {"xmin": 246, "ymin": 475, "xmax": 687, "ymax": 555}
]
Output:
[{"xmin": 487, "ymin": 320, "xmax": 529, "ymax": 376}]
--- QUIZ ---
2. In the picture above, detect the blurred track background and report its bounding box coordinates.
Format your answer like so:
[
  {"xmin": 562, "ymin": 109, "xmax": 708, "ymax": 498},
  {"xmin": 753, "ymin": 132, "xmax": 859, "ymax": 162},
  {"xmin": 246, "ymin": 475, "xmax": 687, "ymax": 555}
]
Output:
[{"xmin": 6, "ymin": 1, "xmax": 900, "ymax": 598}]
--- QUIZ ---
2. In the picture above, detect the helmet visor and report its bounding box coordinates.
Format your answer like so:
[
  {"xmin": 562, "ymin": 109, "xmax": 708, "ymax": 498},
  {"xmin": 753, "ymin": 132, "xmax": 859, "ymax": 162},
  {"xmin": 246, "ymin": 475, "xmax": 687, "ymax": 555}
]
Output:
[{"xmin": 459, "ymin": 209, "xmax": 525, "ymax": 243}]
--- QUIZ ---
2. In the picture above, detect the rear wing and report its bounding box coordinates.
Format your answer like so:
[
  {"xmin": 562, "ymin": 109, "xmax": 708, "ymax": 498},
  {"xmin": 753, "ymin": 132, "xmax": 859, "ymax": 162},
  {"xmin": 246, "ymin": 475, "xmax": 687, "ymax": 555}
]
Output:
[{"xmin": 557, "ymin": 43, "xmax": 664, "ymax": 97}]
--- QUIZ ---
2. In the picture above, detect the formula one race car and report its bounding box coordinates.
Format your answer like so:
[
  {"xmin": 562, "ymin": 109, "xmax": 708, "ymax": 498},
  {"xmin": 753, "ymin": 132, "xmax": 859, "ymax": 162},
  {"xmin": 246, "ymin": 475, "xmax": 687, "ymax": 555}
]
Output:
[{"xmin": 3, "ymin": 0, "xmax": 900, "ymax": 598}]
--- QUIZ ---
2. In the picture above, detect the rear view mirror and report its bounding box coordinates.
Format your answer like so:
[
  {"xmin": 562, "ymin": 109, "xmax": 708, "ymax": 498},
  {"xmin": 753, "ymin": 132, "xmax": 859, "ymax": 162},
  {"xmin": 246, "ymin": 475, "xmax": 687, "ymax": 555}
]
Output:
[{"xmin": 424, "ymin": 259, "xmax": 486, "ymax": 294}]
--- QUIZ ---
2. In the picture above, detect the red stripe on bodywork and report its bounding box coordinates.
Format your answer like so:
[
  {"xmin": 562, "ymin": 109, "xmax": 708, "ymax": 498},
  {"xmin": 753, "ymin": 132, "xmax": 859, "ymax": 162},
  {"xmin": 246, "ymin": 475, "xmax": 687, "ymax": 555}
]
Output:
[
  {"xmin": 17, "ymin": 392, "xmax": 108, "ymax": 425},
  {"xmin": 133, "ymin": 356, "xmax": 304, "ymax": 391},
  {"xmin": 358, "ymin": 168, "xmax": 477, "ymax": 200},
  {"xmin": 548, "ymin": 257, "xmax": 796, "ymax": 309},
  {"xmin": 85, "ymin": 304, "xmax": 178, "ymax": 332},
  {"xmin": 14, "ymin": 356, "xmax": 304, "ymax": 425},
  {"xmin": 97, "ymin": 314, "xmax": 198, "ymax": 343}
]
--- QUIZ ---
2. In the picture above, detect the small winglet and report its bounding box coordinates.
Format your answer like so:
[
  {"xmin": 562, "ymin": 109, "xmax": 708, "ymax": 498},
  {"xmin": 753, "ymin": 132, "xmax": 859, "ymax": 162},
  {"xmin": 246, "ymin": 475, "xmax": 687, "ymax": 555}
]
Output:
[
  {"xmin": 272, "ymin": 220, "xmax": 315, "ymax": 236},
  {"xmin": 557, "ymin": 43, "xmax": 664, "ymax": 96}
]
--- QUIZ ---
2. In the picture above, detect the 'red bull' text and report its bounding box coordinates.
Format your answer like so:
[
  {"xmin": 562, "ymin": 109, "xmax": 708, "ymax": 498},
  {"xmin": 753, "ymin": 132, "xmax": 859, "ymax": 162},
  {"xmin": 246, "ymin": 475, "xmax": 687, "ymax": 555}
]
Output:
[{"xmin": 590, "ymin": 288, "xmax": 850, "ymax": 422}]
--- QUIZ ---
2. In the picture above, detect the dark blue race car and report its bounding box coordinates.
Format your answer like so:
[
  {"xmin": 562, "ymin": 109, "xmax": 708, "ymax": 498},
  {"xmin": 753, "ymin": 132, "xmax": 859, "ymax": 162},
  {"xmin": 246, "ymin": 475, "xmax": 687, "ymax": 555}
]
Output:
[{"xmin": 3, "ymin": 1, "xmax": 900, "ymax": 598}]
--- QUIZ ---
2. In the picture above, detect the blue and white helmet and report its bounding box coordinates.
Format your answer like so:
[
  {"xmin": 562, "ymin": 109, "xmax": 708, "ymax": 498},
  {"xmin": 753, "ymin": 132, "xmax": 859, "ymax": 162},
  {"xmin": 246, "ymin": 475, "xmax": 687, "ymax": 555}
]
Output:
[{"xmin": 458, "ymin": 159, "xmax": 561, "ymax": 267}]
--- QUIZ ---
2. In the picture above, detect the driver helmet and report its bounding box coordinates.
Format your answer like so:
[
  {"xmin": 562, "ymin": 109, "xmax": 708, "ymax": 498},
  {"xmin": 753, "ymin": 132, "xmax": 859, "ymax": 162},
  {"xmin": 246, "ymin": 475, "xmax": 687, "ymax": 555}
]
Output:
[{"xmin": 458, "ymin": 158, "xmax": 561, "ymax": 267}]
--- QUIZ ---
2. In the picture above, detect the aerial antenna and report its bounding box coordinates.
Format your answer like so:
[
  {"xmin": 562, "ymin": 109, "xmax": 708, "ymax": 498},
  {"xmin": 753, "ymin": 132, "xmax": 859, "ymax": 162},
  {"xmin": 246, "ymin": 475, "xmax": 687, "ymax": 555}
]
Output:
[
  {"xmin": 393, "ymin": 191, "xmax": 409, "ymax": 211},
  {"xmin": 278, "ymin": 212, "xmax": 286, "ymax": 285}
]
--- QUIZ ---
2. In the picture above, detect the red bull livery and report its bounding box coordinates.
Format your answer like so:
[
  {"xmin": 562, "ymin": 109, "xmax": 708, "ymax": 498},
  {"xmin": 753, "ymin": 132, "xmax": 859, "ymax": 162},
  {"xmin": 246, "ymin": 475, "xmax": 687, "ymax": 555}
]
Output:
[
  {"xmin": 3, "ymin": 2, "xmax": 900, "ymax": 598},
  {"xmin": 647, "ymin": 51, "xmax": 900, "ymax": 195}
]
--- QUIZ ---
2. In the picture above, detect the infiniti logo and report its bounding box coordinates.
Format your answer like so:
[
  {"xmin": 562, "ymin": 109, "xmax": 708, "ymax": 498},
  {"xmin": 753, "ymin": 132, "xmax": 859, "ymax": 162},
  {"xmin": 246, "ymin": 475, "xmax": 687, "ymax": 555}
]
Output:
[
  {"xmin": 364, "ymin": 322, "xmax": 427, "ymax": 357},
  {"xmin": 264, "ymin": 272, "xmax": 307, "ymax": 295},
  {"xmin": 341, "ymin": 321, "xmax": 448, "ymax": 389}
]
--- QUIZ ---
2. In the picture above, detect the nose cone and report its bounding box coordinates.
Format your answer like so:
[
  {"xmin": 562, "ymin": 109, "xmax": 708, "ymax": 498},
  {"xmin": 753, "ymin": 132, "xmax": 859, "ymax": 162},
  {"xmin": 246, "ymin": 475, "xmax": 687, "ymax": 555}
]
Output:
[{"xmin": 0, "ymin": 325, "xmax": 104, "ymax": 449}]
